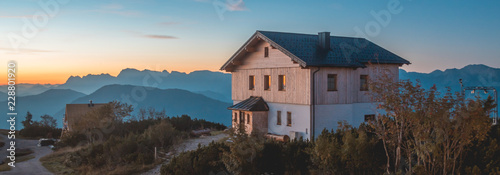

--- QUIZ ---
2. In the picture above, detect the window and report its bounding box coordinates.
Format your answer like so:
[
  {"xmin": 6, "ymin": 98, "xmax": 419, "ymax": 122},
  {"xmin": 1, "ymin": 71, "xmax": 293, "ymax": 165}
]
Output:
[
  {"xmin": 360, "ymin": 75, "xmax": 369, "ymax": 91},
  {"xmin": 233, "ymin": 112, "xmax": 237, "ymax": 122},
  {"xmin": 287, "ymin": 112, "xmax": 292, "ymax": 127},
  {"xmin": 327, "ymin": 74, "xmax": 337, "ymax": 91},
  {"xmin": 279, "ymin": 75, "xmax": 286, "ymax": 91},
  {"xmin": 249, "ymin": 75, "xmax": 255, "ymax": 90},
  {"xmin": 264, "ymin": 75, "xmax": 271, "ymax": 90},
  {"xmin": 264, "ymin": 47, "xmax": 269, "ymax": 57},
  {"xmin": 277, "ymin": 111, "xmax": 282, "ymax": 125},
  {"xmin": 364, "ymin": 114, "xmax": 375, "ymax": 122},
  {"xmin": 246, "ymin": 114, "xmax": 250, "ymax": 124}
]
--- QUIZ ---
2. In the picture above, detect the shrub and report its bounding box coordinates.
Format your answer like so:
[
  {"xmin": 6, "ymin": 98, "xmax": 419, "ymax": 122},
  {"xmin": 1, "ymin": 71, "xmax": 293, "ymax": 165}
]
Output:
[
  {"xmin": 142, "ymin": 120, "xmax": 180, "ymax": 148},
  {"xmin": 58, "ymin": 132, "xmax": 87, "ymax": 148},
  {"xmin": 20, "ymin": 113, "xmax": 61, "ymax": 139},
  {"xmin": 310, "ymin": 123, "xmax": 385, "ymax": 174},
  {"xmin": 161, "ymin": 141, "xmax": 229, "ymax": 175}
]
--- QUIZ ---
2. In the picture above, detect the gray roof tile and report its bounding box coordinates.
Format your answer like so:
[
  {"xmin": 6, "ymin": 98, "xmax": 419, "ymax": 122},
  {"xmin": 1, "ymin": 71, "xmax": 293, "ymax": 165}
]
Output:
[
  {"xmin": 221, "ymin": 31, "xmax": 410, "ymax": 70},
  {"xmin": 228, "ymin": 96, "xmax": 269, "ymax": 111},
  {"xmin": 258, "ymin": 31, "xmax": 410, "ymax": 67}
]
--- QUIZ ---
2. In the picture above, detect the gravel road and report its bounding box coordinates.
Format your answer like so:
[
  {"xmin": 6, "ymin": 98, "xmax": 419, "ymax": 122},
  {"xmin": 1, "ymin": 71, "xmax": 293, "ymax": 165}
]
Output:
[
  {"xmin": 0, "ymin": 134, "xmax": 54, "ymax": 175},
  {"xmin": 142, "ymin": 133, "xmax": 228, "ymax": 175}
]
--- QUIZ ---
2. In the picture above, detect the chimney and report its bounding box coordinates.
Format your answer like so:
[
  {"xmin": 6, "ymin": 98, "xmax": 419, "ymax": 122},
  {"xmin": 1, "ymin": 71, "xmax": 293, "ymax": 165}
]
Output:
[
  {"xmin": 89, "ymin": 100, "xmax": 94, "ymax": 107},
  {"xmin": 318, "ymin": 32, "xmax": 330, "ymax": 49}
]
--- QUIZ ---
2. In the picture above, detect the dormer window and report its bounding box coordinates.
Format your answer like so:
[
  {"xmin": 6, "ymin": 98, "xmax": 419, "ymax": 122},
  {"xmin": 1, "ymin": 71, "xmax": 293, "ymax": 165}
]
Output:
[{"xmin": 264, "ymin": 47, "xmax": 269, "ymax": 57}]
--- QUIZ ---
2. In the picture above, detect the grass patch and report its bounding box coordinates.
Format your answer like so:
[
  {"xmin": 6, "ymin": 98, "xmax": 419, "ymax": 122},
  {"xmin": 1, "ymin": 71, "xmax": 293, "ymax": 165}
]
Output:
[
  {"xmin": 0, "ymin": 154, "xmax": 36, "ymax": 172},
  {"xmin": 41, "ymin": 147, "xmax": 162, "ymax": 175},
  {"xmin": 40, "ymin": 146, "xmax": 86, "ymax": 175}
]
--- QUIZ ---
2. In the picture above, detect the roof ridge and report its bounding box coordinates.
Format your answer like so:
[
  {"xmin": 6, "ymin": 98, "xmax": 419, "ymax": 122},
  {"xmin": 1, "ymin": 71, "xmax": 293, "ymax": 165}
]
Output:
[{"xmin": 256, "ymin": 30, "xmax": 365, "ymax": 40}]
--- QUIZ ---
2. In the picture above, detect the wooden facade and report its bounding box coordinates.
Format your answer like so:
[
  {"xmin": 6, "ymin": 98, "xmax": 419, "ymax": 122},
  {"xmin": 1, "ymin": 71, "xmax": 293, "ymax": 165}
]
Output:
[
  {"xmin": 313, "ymin": 64, "xmax": 400, "ymax": 105},
  {"xmin": 232, "ymin": 40, "xmax": 311, "ymax": 105},
  {"xmin": 231, "ymin": 40, "xmax": 400, "ymax": 106},
  {"xmin": 232, "ymin": 110, "xmax": 268, "ymax": 134}
]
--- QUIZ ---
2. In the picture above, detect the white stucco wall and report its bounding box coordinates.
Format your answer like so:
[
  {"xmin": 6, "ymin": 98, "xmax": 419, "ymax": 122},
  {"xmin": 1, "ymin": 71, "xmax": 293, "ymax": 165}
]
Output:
[
  {"xmin": 314, "ymin": 102, "xmax": 379, "ymax": 138},
  {"xmin": 232, "ymin": 101, "xmax": 380, "ymax": 140},
  {"xmin": 234, "ymin": 100, "xmax": 312, "ymax": 140},
  {"xmin": 267, "ymin": 102, "xmax": 311, "ymax": 140}
]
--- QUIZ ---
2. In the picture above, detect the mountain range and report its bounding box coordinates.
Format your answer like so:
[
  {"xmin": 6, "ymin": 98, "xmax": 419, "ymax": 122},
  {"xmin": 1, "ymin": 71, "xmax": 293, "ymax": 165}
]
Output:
[
  {"xmin": 0, "ymin": 84, "xmax": 231, "ymax": 129},
  {"xmin": 0, "ymin": 89, "xmax": 86, "ymax": 129},
  {"xmin": 399, "ymin": 64, "xmax": 500, "ymax": 94},
  {"xmin": 0, "ymin": 65, "xmax": 498, "ymax": 129},
  {"xmin": 0, "ymin": 68, "xmax": 232, "ymax": 103}
]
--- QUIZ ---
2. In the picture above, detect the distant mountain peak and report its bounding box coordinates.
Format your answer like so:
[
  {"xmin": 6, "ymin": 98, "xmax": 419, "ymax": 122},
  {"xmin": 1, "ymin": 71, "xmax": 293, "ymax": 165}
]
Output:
[
  {"xmin": 463, "ymin": 64, "xmax": 489, "ymax": 68},
  {"xmin": 117, "ymin": 68, "xmax": 171, "ymax": 77},
  {"xmin": 402, "ymin": 64, "xmax": 498, "ymax": 74},
  {"xmin": 83, "ymin": 73, "xmax": 112, "ymax": 77}
]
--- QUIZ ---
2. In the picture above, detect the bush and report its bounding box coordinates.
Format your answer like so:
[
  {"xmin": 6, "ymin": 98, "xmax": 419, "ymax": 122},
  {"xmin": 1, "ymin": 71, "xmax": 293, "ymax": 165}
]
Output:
[
  {"xmin": 310, "ymin": 123, "xmax": 385, "ymax": 174},
  {"xmin": 166, "ymin": 115, "xmax": 227, "ymax": 132},
  {"xmin": 58, "ymin": 132, "xmax": 87, "ymax": 148},
  {"xmin": 142, "ymin": 120, "xmax": 180, "ymax": 148},
  {"xmin": 19, "ymin": 124, "xmax": 62, "ymax": 139},
  {"xmin": 161, "ymin": 141, "xmax": 229, "ymax": 175},
  {"xmin": 55, "ymin": 112, "xmax": 227, "ymax": 174},
  {"xmin": 461, "ymin": 125, "xmax": 500, "ymax": 174},
  {"xmin": 66, "ymin": 120, "xmax": 181, "ymax": 170},
  {"xmin": 20, "ymin": 113, "xmax": 61, "ymax": 139}
]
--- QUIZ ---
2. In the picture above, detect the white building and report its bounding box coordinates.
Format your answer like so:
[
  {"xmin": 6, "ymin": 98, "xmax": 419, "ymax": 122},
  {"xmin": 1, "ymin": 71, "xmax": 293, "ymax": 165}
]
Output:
[{"xmin": 220, "ymin": 31, "xmax": 410, "ymax": 140}]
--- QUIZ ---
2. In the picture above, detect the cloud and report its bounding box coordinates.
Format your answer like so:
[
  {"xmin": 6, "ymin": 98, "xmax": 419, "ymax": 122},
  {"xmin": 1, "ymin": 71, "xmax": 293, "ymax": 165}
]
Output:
[
  {"xmin": 195, "ymin": 0, "xmax": 248, "ymax": 11},
  {"xmin": 0, "ymin": 15, "xmax": 34, "ymax": 18},
  {"xmin": 142, "ymin": 35, "xmax": 177, "ymax": 39},
  {"xmin": 124, "ymin": 31, "xmax": 178, "ymax": 40},
  {"xmin": 226, "ymin": 0, "xmax": 247, "ymax": 11},
  {"xmin": 0, "ymin": 47, "xmax": 55, "ymax": 54}
]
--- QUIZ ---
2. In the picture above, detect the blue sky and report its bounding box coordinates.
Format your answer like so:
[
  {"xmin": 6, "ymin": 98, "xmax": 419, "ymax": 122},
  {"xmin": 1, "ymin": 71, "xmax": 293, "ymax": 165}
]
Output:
[{"xmin": 1, "ymin": 0, "xmax": 499, "ymax": 84}]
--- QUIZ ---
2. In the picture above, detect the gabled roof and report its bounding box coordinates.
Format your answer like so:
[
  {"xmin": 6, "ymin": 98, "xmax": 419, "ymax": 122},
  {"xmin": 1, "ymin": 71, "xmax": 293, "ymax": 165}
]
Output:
[
  {"xmin": 228, "ymin": 96, "xmax": 269, "ymax": 111},
  {"xmin": 221, "ymin": 31, "xmax": 410, "ymax": 71}
]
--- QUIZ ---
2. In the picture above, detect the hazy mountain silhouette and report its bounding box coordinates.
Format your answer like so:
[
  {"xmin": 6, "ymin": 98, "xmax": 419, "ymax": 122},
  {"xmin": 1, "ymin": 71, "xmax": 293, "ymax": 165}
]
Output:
[
  {"xmin": 0, "ymin": 89, "xmax": 86, "ymax": 129},
  {"xmin": 56, "ymin": 69, "xmax": 231, "ymax": 102},
  {"xmin": 400, "ymin": 64, "xmax": 500, "ymax": 118},
  {"xmin": 0, "ymin": 84, "xmax": 58, "ymax": 97},
  {"xmin": 195, "ymin": 90, "xmax": 232, "ymax": 103},
  {"xmin": 400, "ymin": 64, "xmax": 500, "ymax": 92},
  {"xmin": 0, "ymin": 91, "xmax": 6, "ymax": 100},
  {"xmin": 55, "ymin": 84, "xmax": 232, "ymax": 127}
]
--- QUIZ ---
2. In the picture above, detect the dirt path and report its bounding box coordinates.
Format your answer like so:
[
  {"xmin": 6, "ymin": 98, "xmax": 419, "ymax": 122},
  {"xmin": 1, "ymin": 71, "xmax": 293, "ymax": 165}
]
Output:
[
  {"xmin": 142, "ymin": 133, "xmax": 228, "ymax": 175},
  {"xmin": 0, "ymin": 134, "xmax": 53, "ymax": 175}
]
